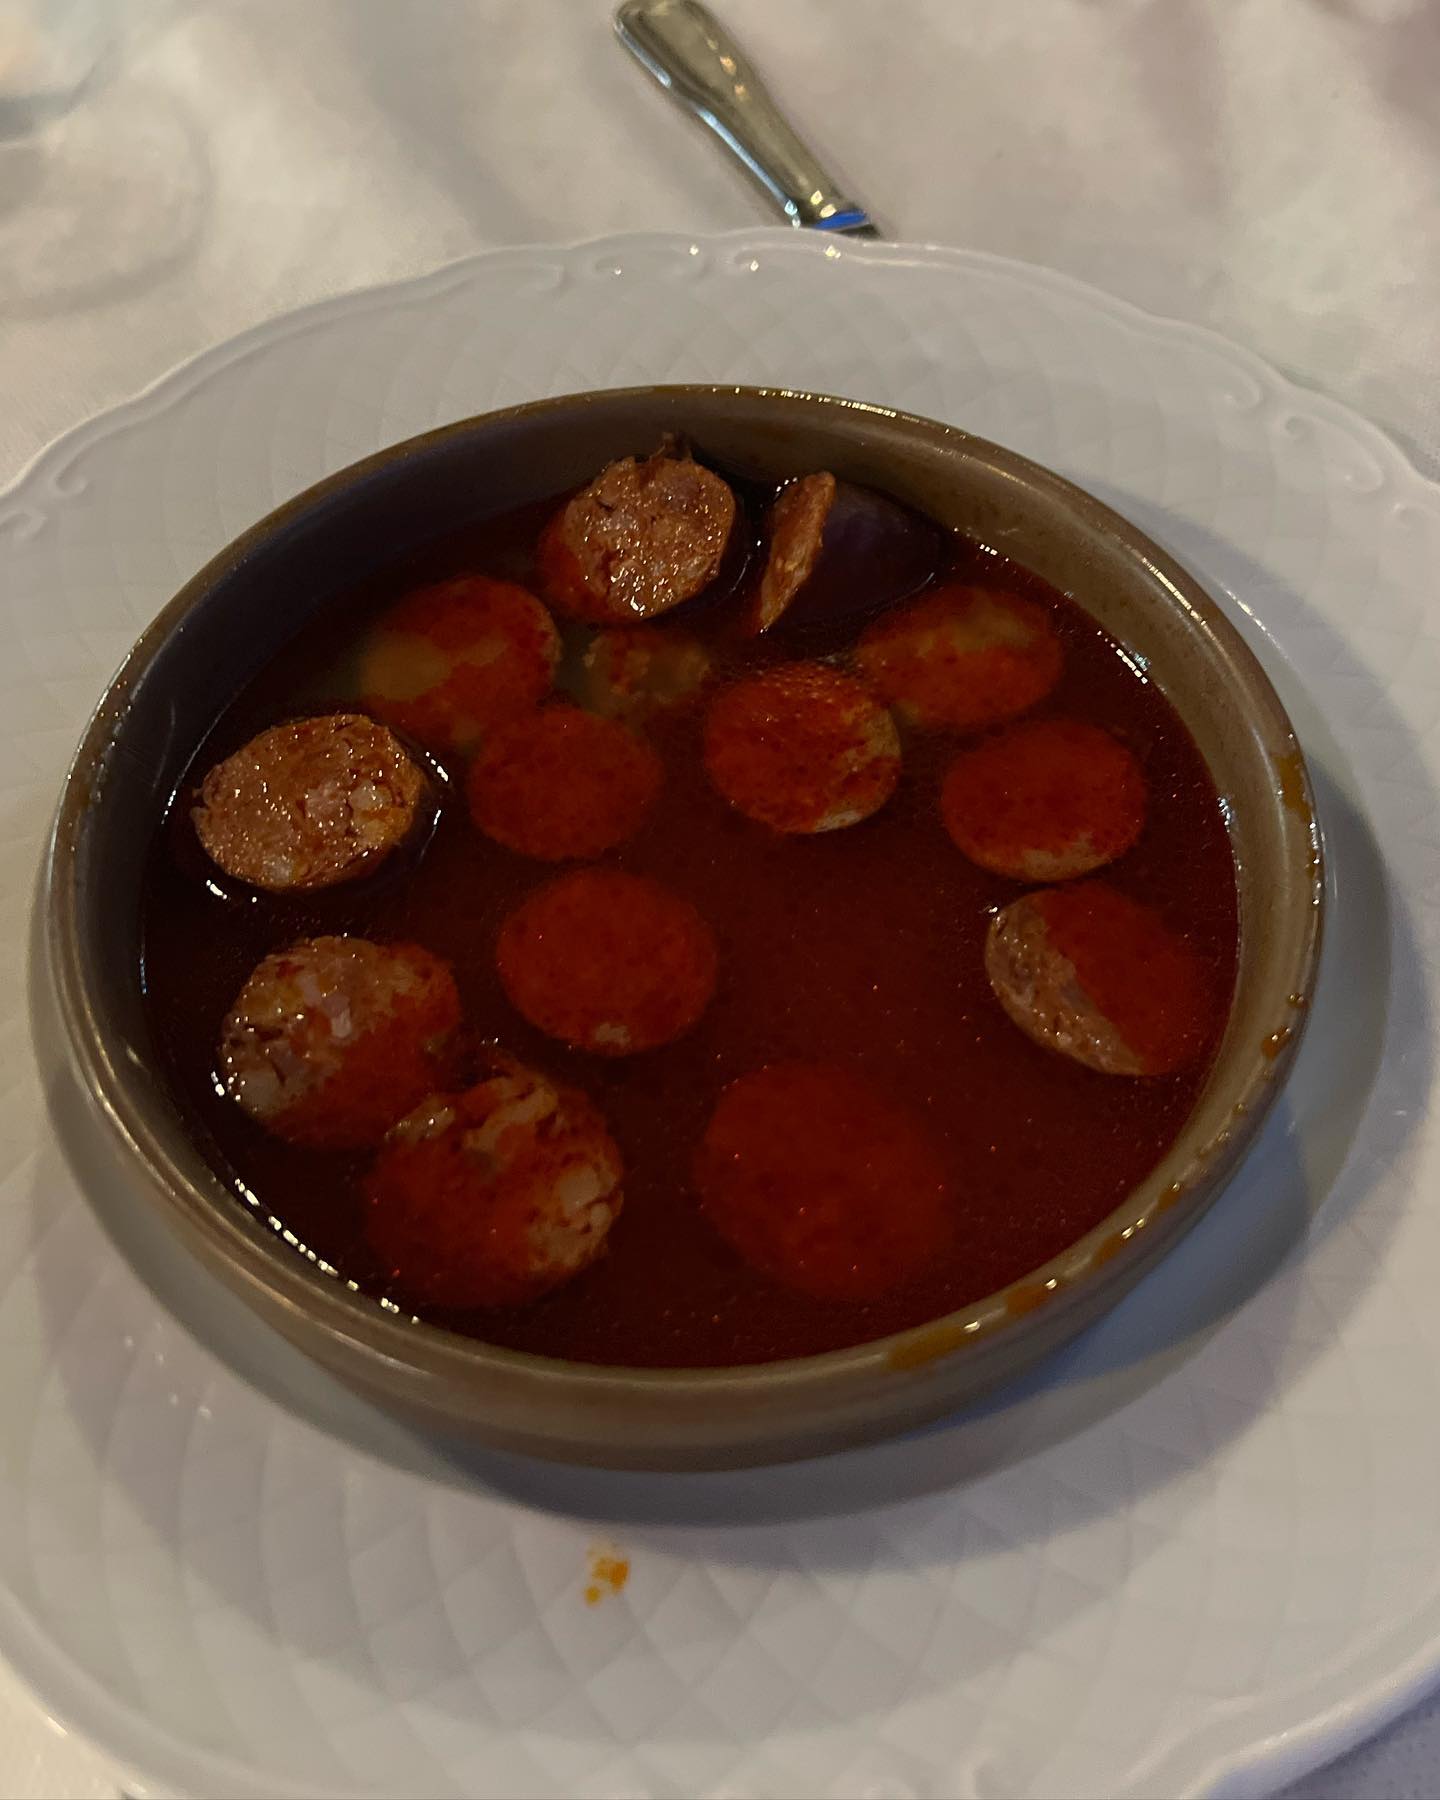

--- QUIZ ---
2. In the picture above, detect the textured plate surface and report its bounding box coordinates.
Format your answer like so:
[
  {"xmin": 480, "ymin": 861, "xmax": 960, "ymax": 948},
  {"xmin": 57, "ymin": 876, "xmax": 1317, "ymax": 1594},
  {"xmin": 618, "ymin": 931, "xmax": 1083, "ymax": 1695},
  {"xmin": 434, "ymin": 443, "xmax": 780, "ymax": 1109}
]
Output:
[{"xmin": 2, "ymin": 231, "xmax": 1438, "ymax": 1800}]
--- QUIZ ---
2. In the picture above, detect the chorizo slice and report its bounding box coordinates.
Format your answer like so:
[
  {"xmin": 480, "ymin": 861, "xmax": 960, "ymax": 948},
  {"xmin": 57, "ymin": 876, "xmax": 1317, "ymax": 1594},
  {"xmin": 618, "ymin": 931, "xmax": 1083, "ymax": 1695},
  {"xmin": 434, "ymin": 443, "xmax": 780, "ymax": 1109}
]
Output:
[
  {"xmin": 538, "ymin": 448, "xmax": 737, "ymax": 623},
  {"xmin": 193, "ymin": 713, "xmax": 427, "ymax": 893}
]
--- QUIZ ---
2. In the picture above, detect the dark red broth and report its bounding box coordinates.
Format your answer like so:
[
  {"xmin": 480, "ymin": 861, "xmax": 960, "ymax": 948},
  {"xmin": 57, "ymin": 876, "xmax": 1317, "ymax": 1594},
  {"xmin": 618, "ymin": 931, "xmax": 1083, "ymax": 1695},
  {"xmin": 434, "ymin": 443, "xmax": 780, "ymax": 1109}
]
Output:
[{"xmin": 140, "ymin": 487, "xmax": 1238, "ymax": 1367}]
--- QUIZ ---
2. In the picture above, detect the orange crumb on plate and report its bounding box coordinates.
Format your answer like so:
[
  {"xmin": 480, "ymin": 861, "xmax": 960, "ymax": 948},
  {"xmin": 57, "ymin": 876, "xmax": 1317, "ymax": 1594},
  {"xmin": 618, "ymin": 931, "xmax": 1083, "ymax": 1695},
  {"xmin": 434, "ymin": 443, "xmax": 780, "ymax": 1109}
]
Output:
[{"xmin": 584, "ymin": 1546, "xmax": 631, "ymax": 1606}]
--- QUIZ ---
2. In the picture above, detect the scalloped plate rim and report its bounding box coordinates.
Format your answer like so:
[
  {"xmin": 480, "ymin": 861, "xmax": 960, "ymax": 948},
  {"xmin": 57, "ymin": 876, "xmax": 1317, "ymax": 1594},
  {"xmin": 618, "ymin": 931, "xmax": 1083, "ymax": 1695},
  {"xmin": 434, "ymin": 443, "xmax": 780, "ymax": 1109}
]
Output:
[{"xmin": 3, "ymin": 230, "xmax": 1437, "ymax": 527}]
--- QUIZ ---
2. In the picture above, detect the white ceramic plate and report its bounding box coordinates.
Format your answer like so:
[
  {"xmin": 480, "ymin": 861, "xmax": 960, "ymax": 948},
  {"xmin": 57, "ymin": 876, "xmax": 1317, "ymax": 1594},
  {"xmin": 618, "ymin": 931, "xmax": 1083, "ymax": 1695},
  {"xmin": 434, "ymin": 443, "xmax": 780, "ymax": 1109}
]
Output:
[{"xmin": 2, "ymin": 230, "xmax": 1438, "ymax": 1800}]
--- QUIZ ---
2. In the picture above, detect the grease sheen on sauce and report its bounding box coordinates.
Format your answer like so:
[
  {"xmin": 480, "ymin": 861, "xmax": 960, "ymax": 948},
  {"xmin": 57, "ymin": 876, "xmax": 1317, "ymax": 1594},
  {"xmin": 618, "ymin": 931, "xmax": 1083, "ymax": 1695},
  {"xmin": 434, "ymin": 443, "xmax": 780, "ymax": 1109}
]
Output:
[{"xmin": 140, "ymin": 491, "xmax": 1239, "ymax": 1367}]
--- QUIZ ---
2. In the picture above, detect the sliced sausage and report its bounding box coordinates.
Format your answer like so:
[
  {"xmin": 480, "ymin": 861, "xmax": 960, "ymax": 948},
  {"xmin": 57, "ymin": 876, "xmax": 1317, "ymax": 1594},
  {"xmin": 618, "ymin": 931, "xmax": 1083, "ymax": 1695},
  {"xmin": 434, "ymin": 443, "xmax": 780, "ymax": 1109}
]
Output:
[
  {"xmin": 748, "ymin": 472, "xmax": 836, "ymax": 634},
  {"xmin": 465, "ymin": 703, "xmax": 661, "ymax": 861},
  {"xmin": 538, "ymin": 448, "xmax": 737, "ymax": 623},
  {"xmin": 193, "ymin": 713, "xmax": 428, "ymax": 893},
  {"xmin": 366, "ymin": 1057, "xmax": 623, "ymax": 1310},
  {"xmin": 855, "ymin": 583, "xmax": 1062, "ymax": 732},
  {"xmin": 358, "ymin": 575, "xmax": 560, "ymax": 755},
  {"xmin": 574, "ymin": 626, "xmax": 713, "ymax": 721},
  {"xmin": 985, "ymin": 882, "xmax": 1210, "ymax": 1076},
  {"xmin": 942, "ymin": 718, "xmax": 1146, "ymax": 881},
  {"xmin": 695, "ymin": 1062, "xmax": 952, "ymax": 1301},
  {"xmin": 219, "ymin": 936, "xmax": 462, "ymax": 1148},
  {"xmin": 703, "ymin": 662, "xmax": 900, "ymax": 833},
  {"xmin": 497, "ymin": 868, "xmax": 717, "ymax": 1055}
]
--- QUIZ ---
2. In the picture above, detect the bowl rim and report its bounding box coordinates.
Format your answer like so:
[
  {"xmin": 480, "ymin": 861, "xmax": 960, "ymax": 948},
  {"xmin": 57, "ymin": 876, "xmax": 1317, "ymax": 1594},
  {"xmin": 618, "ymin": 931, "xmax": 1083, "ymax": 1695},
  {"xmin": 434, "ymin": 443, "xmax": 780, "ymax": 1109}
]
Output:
[{"xmin": 43, "ymin": 382, "xmax": 1325, "ymax": 1400}]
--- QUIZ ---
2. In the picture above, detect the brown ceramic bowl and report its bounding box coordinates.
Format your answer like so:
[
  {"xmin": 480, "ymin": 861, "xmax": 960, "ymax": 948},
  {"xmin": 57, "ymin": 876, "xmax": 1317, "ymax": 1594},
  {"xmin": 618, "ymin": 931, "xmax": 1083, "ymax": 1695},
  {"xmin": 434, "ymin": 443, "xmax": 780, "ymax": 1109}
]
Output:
[{"xmin": 42, "ymin": 386, "xmax": 1323, "ymax": 1470}]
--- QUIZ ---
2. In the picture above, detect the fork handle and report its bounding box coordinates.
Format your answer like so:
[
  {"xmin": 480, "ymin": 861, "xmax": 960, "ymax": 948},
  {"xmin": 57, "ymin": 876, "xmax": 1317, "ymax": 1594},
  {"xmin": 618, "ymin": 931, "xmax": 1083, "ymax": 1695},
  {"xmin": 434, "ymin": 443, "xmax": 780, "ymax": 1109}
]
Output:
[{"xmin": 614, "ymin": 0, "xmax": 878, "ymax": 234}]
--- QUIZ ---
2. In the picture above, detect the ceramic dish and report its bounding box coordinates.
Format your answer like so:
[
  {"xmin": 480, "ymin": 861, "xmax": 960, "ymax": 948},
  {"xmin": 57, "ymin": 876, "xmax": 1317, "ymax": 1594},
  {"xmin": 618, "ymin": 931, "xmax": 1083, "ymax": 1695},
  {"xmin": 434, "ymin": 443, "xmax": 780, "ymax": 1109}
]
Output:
[{"xmin": 44, "ymin": 384, "xmax": 1320, "ymax": 1470}]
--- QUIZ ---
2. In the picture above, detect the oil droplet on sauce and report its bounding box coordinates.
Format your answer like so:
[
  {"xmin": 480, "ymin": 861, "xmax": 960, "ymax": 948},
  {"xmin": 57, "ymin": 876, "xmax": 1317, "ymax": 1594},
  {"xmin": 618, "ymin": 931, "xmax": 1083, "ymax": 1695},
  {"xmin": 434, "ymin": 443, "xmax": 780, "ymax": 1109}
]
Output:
[
  {"xmin": 584, "ymin": 1546, "xmax": 630, "ymax": 1606},
  {"xmin": 1262, "ymin": 1026, "xmax": 1293, "ymax": 1060},
  {"xmin": 1005, "ymin": 1278, "xmax": 1056, "ymax": 1318},
  {"xmin": 1274, "ymin": 750, "xmax": 1312, "ymax": 821},
  {"xmin": 886, "ymin": 1320, "xmax": 972, "ymax": 1370}
]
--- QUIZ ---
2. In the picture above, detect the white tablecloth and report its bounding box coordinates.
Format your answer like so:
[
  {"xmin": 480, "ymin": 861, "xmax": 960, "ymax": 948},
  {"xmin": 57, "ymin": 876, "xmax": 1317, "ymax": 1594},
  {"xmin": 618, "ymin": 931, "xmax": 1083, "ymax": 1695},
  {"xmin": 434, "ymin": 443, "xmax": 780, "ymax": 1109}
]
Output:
[{"xmin": 2, "ymin": 3, "xmax": 1437, "ymax": 1794}]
